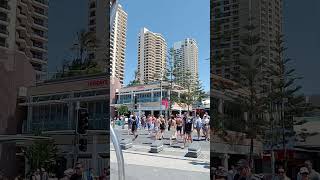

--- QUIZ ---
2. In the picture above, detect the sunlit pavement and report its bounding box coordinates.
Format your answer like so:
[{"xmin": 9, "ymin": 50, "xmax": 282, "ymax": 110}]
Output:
[
  {"xmin": 112, "ymin": 124, "xmax": 210, "ymax": 158},
  {"xmin": 110, "ymin": 149, "xmax": 210, "ymax": 180}
]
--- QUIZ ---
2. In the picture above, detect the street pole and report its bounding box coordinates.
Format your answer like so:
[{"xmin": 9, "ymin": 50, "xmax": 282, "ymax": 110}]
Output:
[
  {"xmin": 73, "ymin": 101, "xmax": 80, "ymax": 166},
  {"xmin": 160, "ymin": 74, "xmax": 163, "ymax": 116}
]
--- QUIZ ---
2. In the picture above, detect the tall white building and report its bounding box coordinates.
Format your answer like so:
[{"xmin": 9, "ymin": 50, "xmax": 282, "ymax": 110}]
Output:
[
  {"xmin": 0, "ymin": 0, "xmax": 49, "ymax": 82},
  {"xmin": 110, "ymin": 3, "xmax": 127, "ymax": 84},
  {"xmin": 137, "ymin": 27, "xmax": 167, "ymax": 84},
  {"xmin": 173, "ymin": 38, "xmax": 199, "ymax": 86},
  {"xmin": 88, "ymin": 0, "xmax": 108, "ymax": 71}
]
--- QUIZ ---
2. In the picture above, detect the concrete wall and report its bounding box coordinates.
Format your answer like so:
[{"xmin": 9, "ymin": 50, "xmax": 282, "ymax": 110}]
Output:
[{"xmin": 0, "ymin": 49, "xmax": 36, "ymax": 178}]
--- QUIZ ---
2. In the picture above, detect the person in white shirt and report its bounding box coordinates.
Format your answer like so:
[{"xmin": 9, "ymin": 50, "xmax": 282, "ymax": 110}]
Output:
[
  {"xmin": 297, "ymin": 161, "xmax": 320, "ymax": 180},
  {"xmin": 195, "ymin": 115, "xmax": 202, "ymax": 140}
]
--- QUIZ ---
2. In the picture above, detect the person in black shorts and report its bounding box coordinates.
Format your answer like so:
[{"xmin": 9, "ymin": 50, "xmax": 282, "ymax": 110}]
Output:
[
  {"xmin": 159, "ymin": 116, "xmax": 166, "ymax": 139},
  {"xmin": 176, "ymin": 115, "xmax": 183, "ymax": 139},
  {"xmin": 183, "ymin": 117, "xmax": 193, "ymax": 148},
  {"xmin": 131, "ymin": 116, "xmax": 138, "ymax": 140}
]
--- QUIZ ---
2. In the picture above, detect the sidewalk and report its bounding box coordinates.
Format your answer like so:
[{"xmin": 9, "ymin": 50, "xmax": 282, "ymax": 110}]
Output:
[
  {"xmin": 110, "ymin": 149, "xmax": 210, "ymax": 180},
  {"xmin": 110, "ymin": 143, "xmax": 210, "ymax": 160}
]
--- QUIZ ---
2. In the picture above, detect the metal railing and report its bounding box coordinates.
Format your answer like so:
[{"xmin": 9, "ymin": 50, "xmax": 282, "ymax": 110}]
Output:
[{"xmin": 110, "ymin": 124, "xmax": 125, "ymax": 180}]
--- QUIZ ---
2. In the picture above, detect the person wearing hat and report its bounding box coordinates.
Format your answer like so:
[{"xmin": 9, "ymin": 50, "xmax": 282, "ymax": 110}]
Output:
[
  {"xmin": 300, "ymin": 167, "xmax": 310, "ymax": 180},
  {"xmin": 60, "ymin": 169, "xmax": 73, "ymax": 180},
  {"xmin": 41, "ymin": 168, "xmax": 49, "ymax": 180},
  {"xmin": 233, "ymin": 159, "xmax": 252, "ymax": 180},
  {"xmin": 297, "ymin": 161, "xmax": 320, "ymax": 180},
  {"xmin": 215, "ymin": 166, "xmax": 229, "ymax": 180}
]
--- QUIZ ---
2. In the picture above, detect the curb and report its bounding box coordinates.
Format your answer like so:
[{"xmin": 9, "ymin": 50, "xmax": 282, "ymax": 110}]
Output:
[{"xmin": 110, "ymin": 148, "xmax": 210, "ymax": 163}]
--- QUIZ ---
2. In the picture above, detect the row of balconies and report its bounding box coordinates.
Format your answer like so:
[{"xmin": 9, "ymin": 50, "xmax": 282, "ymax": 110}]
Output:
[{"xmin": 0, "ymin": 1, "xmax": 10, "ymax": 10}]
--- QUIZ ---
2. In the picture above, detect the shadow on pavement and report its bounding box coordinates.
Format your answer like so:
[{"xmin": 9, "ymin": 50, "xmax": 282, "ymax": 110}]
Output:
[{"xmin": 189, "ymin": 161, "xmax": 210, "ymax": 169}]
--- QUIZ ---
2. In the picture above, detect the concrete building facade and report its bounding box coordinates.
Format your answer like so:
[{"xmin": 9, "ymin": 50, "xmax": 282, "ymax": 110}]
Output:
[
  {"xmin": 0, "ymin": 0, "xmax": 49, "ymax": 82},
  {"xmin": 212, "ymin": 0, "xmax": 283, "ymax": 81},
  {"xmin": 110, "ymin": 3, "xmax": 127, "ymax": 84},
  {"xmin": 137, "ymin": 28, "xmax": 167, "ymax": 84},
  {"xmin": 88, "ymin": 0, "xmax": 108, "ymax": 71},
  {"xmin": 173, "ymin": 38, "xmax": 199, "ymax": 86}
]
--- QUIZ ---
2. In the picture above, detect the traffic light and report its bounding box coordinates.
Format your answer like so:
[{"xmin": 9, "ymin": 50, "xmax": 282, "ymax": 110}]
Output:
[
  {"xmin": 77, "ymin": 108, "xmax": 89, "ymax": 134},
  {"xmin": 79, "ymin": 138, "xmax": 87, "ymax": 152},
  {"xmin": 134, "ymin": 95, "xmax": 138, "ymax": 109}
]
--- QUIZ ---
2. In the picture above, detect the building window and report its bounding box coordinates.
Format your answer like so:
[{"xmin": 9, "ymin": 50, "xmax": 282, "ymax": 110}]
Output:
[
  {"xmin": 90, "ymin": 19, "xmax": 95, "ymax": 25},
  {"xmin": 0, "ymin": 12, "xmax": 7, "ymax": 21},
  {"xmin": 0, "ymin": 37, "xmax": 5, "ymax": 47},
  {"xmin": 90, "ymin": 2, "xmax": 96, "ymax": 8},
  {"xmin": 33, "ymin": 17, "xmax": 44, "ymax": 26},
  {"xmin": 90, "ymin": 11, "xmax": 95, "ymax": 17}
]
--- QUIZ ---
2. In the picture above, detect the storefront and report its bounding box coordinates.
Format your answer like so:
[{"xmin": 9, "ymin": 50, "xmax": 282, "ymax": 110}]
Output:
[
  {"xmin": 113, "ymin": 82, "xmax": 190, "ymax": 117},
  {"xmin": 19, "ymin": 74, "xmax": 109, "ymax": 176}
]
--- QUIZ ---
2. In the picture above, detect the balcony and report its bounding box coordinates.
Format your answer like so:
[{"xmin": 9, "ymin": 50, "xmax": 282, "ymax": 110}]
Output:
[
  {"xmin": 0, "ymin": 28, "xmax": 8, "ymax": 36},
  {"xmin": 33, "ymin": 7, "xmax": 48, "ymax": 18},
  {"xmin": 0, "ymin": 1, "xmax": 10, "ymax": 11},
  {"xmin": 33, "ymin": 0, "xmax": 49, "ymax": 7},
  {"xmin": 33, "ymin": 20, "xmax": 48, "ymax": 30},
  {"xmin": 31, "ymin": 43, "xmax": 47, "ymax": 52},
  {"xmin": 0, "ymin": 15, "xmax": 9, "ymax": 24}
]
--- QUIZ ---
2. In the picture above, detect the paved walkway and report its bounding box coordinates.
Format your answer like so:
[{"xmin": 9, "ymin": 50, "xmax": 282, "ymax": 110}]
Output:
[{"xmin": 110, "ymin": 149, "xmax": 210, "ymax": 180}]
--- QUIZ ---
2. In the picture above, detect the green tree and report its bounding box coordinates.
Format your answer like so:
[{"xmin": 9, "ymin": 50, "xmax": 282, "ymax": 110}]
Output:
[
  {"xmin": 71, "ymin": 29, "xmax": 99, "ymax": 62},
  {"xmin": 127, "ymin": 70, "xmax": 141, "ymax": 87},
  {"xmin": 117, "ymin": 105, "xmax": 129, "ymax": 116},
  {"xmin": 232, "ymin": 22, "xmax": 267, "ymax": 167},
  {"xmin": 24, "ymin": 139, "xmax": 58, "ymax": 173},
  {"xmin": 266, "ymin": 33, "xmax": 315, "ymax": 169}
]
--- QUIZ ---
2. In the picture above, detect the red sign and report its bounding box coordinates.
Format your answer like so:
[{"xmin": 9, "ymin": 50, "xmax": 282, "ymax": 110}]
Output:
[
  {"xmin": 88, "ymin": 79, "xmax": 108, "ymax": 87},
  {"xmin": 162, "ymin": 98, "xmax": 169, "ymax": 109}
]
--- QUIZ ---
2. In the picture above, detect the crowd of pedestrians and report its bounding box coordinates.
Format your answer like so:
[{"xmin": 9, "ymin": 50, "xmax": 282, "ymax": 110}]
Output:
[
  {"xmin": 0, "ymin": 162, "xmax": 109, "ymax": 180},
  {"xmin": 114, "ymin": 111, "xmax": 211, "ymax": 148},
  {"xmin": 212, "ymin": 159, "xmax": 320, "ymax": 180}
]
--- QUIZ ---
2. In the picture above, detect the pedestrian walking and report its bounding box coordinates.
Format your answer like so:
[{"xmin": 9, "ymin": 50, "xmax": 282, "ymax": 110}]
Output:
[
  {"xmin": 147, "ymin": 115, "xmax": 152, "ymax": 135},
  {"xmin": 70, "ymin": 162, "xmax": 84, "ymax": 180},
  {"xmin": 228, "ymin": 165, "xmax": 237, "ymax": 180},
  {"xmin": 300, "ymin": 167, "xmax": 310, "ymax": 180},
  {"xmin": 127, "ymin": 114, "xmax": 133, "ymax": 135},
  {"xmin": 99, "ymin": 168, "xmax": 108, "ymax": 180},
  {"xmin": 169, "ymin": 115, "xmax": 177, "ymax": 146},
  {"xmin": 195, "ymin": 114, "xmax": 202, "ymax": 140},
  {"xmin": 85, "ymin": 168, "xmax": 94, "ymax": 180},
  {"xmin": 275, "ymin": 167, "xmax": 290, "ymax": 180},
  {"xmin": 131, "ymin": 116, "xmax": 138, "ymax": 141},
  {"xmin": 34, "ymin": 169, "xmax": 41, "ymax": 180},
  {"xmin": 154, "ymin": 116, "xmax": 161, "ymax": 140},
  {"xmin": 215, "ymin": 166, "xmax": 229, "ymax": 180},
  {"xmin": 176, "ymin": 115, "xmax": 183, "ymax": 139},
  {"xmin": 41, "ymin": 168, "xmax": 49, "ymax": 180},
  {"xmin": 183, "ymin": 116, "xmax": 193, "ymax": 148},
  {"xmin": 14, "ymin": 173, "xmax": 23, "ymax": 180},
  {"xmin": 141, "ymin": 115, "xmax": 146, "ymax": 130},
  {"xmin": 297, "ymin": 160, "xmax": 320, "ymax": 180},
  {"xmin": 202, "ymin": 114, "xmax": 210, "ymax": 141},
  {"xmin": 60, "ymin": 169, "xmax": 73, "ymax": 180},
  {"xmin": 159, "ymin": 115, "xmax": 166, "ymax": 139}
]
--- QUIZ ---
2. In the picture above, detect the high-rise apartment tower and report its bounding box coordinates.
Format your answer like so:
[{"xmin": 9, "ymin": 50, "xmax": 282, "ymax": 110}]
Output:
[{"xmin": 137, "ymin": 27, "xmax": 167, "ymax": 84}]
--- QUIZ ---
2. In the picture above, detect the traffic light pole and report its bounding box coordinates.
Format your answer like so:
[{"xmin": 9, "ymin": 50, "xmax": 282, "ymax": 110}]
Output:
[{"xmin": 73, "ymin": 101, "xmax": 80, "ymax": 166}]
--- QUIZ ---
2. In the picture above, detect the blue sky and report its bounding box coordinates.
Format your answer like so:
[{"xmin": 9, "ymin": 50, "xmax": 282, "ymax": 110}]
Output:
[
  {"xmin": 119, "ymin": 0, "xmax": 210, "ymax": 91},
  {"xmin": 47, "ymin": 1, "xmax": 320, "ymax": 94}
]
